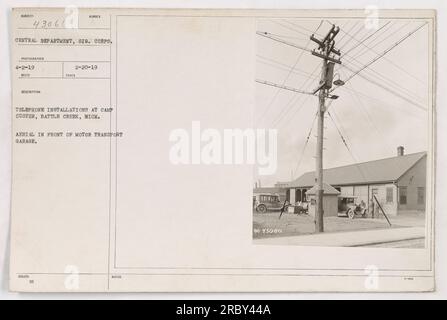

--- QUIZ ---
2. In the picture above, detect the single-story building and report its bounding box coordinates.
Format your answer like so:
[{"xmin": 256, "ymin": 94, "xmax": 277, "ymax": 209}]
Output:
[{"xmin": 286, "ymin": 147, "xmax": 427, "ymax": 216}]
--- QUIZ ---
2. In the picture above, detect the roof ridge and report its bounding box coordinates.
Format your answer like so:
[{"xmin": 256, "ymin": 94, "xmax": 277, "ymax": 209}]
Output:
[{"xmin": 293, "ymin": 151, "xmax": 427, "ymax": 181}]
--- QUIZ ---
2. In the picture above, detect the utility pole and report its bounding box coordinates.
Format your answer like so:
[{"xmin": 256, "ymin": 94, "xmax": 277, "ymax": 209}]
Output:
[{"xmin": 310, "ymin": 25, "xmax": 341, "ymax": 233}]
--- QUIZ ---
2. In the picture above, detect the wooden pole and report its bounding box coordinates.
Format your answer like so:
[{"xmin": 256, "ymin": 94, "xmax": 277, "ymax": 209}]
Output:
[
  {"xmin": 315, "ymin": 72, "xmax": 326, "ymax": 233},
  {"xmin": 373, "ymin": 194, "xmax": 392, "ymax": 227},
  {"xmin": 310, "ymin": 25, "xmax": 341, "ymax": 233}
]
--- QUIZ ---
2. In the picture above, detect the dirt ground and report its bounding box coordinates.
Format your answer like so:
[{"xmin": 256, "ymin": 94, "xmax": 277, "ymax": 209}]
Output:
[{"xmin": 252, "ymin": 211, "xmax": 413, "ymax": 239}]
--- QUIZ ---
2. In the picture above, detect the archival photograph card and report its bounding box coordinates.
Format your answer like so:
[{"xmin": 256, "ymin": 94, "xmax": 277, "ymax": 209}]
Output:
[{"xmin": 9, "ymin": 8, "xmax": 435, "ymax": 292}]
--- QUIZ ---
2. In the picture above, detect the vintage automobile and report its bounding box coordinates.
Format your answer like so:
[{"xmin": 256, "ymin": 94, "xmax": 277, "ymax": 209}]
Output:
[
  {"xmin": 253, "ymin": 193, "xmax": 285, "ymax": 213},
  {"xmin": 290, "ymin": 201, "xmax": 309, "ymax": 214},
  {"xmin": 337, "ymin": 195, "xmax": 367, "ymax": 219}
]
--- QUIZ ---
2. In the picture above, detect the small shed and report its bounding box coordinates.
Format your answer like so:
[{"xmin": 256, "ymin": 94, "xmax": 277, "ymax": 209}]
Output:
[{"xmin": 306, "ymin": 183, "xmax": 340, "ymax": 217}]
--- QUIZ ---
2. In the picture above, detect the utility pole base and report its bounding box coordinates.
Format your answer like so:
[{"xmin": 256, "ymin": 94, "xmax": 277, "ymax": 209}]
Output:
[{"xmin": 315, "ymin": 189, "xmax": 324, "ymax": 233}]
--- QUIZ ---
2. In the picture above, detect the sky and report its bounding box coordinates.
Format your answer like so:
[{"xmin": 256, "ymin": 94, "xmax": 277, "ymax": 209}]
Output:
[{"xmin": 254, "ymin": 18, "xmax": 430, "ymax": 187}]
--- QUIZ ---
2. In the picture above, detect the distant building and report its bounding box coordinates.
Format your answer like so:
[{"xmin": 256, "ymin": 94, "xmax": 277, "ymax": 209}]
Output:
[
  {"xmin": 274, "ymin": 181, "xmax": 290, "ymax": 188},
  {"xmin": 287, "ymin": 147, "xmax": 427, "ymax": 216}
]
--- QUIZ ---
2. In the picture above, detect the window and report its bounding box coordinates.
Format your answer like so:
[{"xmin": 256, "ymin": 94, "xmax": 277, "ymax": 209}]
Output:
[
  {"xmin": 399, "ymin": 187, "xmax": 407, "ymax": 205},
  {"xmin": 417, "ymin": 187, "xmax": 425, "ymax": 205},
  {"xmin": 386, "ymin": 187, "xmax": 393, "ymax": 203}
]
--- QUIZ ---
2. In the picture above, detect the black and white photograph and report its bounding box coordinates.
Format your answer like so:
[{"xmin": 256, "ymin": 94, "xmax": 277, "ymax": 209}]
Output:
[{"xmin": 253, "ymin": 17, "xmax": 432, "ymax": 248}]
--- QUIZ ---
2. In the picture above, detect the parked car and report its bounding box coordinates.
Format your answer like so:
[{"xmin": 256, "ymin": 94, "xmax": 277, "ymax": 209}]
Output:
[
  {"xmin": 253, "ymin": 194, "xmax": 284, "ymax": 213},
  {"xmin": 295, "ymin": 201, "xmax": 309, "ymax": 214},
  {"xmin": 337, "ymin": 195, "xmax": 367, "ymax": 219}
]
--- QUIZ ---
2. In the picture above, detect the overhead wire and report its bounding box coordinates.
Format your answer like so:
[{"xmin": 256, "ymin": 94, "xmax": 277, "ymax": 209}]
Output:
[
  {"xmin": 255, "ymin": 20, "xmax": 323, "ymax": 126},
  {"xmin": 329, "ymin": 22, "xmax": 428, "ymax": 111},
  {"xmin": 339, "ymin": 69, "xmax": 397, "ymax": 156},
  {"xmin": 342, "ymin": 21, "xmax": 392, "ymax": 57},
  {"xmin": 334, "ymin": 22, "xmax": 427, "ymax": 102},
  {"xmin": 261, "ymin": 21, "xmax": 326, "ymax": 128},
  {"xmin": 270, "ymin": 62, "xmax": 321, "ymax": 128},
  {"xmin": 327, "ymin": 110, "xmax": 369, "ymax": 184},
  {"xmin": 350, "ymin": 21, "xmax": 411, "ymax": 61},
  {"xmin": 340, "ymin": 54, "xmax": 426, "ymax": 104},
  {"xmin": 292, "ymin": 112, "xmax": 318, "ymax": 179},
  {"xmin": 270, "ymin": 20, "xmax": 351, "ymax": 128},
  {"xmin": 256, "ymin": 19, "xmax": 429, "ymax": 185},
  {"xmin": 256, "ymin": 54, "xmax": 320, "ymax": 80}
]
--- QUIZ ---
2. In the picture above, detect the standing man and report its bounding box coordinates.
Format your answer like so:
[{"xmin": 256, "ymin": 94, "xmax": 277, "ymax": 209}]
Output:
[
  {"xmin": 369, "ymin": 198, "xmax": 375, "ymax": 219},
  {"xmin": 279, "ymin": 200, "xmax": 290, "ymax": 220}
]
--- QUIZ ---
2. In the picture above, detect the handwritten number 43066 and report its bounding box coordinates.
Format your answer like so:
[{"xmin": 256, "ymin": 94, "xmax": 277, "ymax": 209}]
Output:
[{"xmin": 33, "ymin": 19, "xmax": 66, "ymax": 29}]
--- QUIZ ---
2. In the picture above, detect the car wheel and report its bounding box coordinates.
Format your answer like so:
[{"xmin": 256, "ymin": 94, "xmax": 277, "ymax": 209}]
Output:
[
  {"xmin": 347, "ymin": 209, "xmax": 355, "ymax": 219},
  {"xmin": 257, "ymin": 205, "xmax": 267, "ymax": 213}
]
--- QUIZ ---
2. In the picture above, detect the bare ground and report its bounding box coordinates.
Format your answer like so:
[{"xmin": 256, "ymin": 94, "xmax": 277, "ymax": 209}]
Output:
[{"xmin": 253, "ymin": 212, "xmax": 403, "ymax": 239}]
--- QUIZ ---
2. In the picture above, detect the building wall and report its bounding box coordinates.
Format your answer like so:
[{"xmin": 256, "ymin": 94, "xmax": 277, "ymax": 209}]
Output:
[
  {"xmin": 369, "ymin": 183, "xmax": 398, "ymax": 216},
  {"xmin": 340, "ymin": 185, "xmax": 368, "ymax": 207},
  {"xmin": 396, "ymin": 156, "xmax": 426, "ymax": 211},
  {"xmin": 339, "ymin": 183, "xmax": 398, "ymax": 216},
  {"xmin": 340, "ymin": 186, "xmax": 354, "ymax": 196}
]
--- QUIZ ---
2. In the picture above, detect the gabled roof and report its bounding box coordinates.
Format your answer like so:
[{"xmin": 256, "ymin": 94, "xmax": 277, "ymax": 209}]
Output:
[
  {"xmin": 290, "ymin": 152, "xmax": 426, "ymax": 188},
  {"xmin": 306, "ymin": 183, "xmax": 341, "ymax": 195}
]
